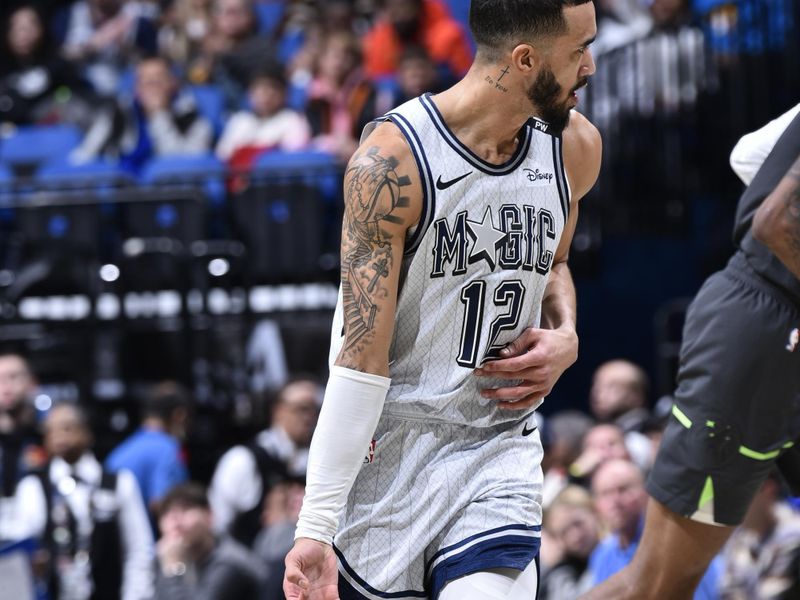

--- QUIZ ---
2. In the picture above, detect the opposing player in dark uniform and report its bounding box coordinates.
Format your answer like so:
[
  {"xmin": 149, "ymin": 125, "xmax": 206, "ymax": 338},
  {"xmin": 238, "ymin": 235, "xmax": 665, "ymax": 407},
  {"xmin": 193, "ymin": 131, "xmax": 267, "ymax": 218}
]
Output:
[{"xmin": 582, "ymin": 111, "xmax": 800, "ymax": 599}]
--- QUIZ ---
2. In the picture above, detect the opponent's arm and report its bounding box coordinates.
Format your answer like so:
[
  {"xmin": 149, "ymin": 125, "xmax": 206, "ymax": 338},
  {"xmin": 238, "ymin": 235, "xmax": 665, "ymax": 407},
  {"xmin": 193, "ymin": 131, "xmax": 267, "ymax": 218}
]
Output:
[
  {"xmin": 285, "ymin": 124, "xmax": 421, "ymax": 599},
  {"xmin": 730, "ymin": 103, "xmax": 800, "ymax": 185},
  {"xmin": 752, "ymin": 151, "xmax": 800, "ymax": 279},
  {"xmin": 477, "ymin": 112, "xmax": 601, "ymax": 409}
]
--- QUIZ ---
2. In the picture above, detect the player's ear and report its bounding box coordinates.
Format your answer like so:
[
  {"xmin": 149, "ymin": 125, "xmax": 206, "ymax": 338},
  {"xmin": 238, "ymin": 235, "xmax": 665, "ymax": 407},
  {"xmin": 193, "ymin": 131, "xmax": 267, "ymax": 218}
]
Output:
[{"xmin": 510, "ymin": 43, "xmax": 538, "ymax": 75}]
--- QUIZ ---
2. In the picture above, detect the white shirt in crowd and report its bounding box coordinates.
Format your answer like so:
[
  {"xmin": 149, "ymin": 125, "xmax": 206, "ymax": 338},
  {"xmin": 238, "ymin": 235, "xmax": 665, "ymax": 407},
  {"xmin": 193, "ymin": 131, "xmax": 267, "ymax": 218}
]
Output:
[
  {"xmin": 209, "ymin": 426, "xmax": 308, "ymax": 533},
  {"xmin": 215, "ymin": 108, "xmax": 311, "ymax": 161},
  {"xmin": 13, "ymin": 453, "xmax": 154, "ymax": 600}
]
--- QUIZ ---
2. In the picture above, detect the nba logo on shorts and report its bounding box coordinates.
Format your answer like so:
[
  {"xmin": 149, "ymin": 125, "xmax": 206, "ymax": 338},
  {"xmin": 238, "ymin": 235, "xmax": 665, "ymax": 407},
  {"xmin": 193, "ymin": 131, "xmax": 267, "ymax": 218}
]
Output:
[
  {"xmin": 364, "ymin": 439, "xmax": 377, "ymax": 464},
  {"xmin": 787, "ymin": 328, "xmax": 800, "ymax": 352}
]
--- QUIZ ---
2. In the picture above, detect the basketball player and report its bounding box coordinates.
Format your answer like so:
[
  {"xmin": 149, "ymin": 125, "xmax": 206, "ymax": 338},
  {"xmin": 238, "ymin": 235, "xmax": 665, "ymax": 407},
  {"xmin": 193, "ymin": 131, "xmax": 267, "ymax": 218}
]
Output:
[
  {"xmin": 581, "ymin": 111, "xmax": 800, "ymax": 599},
  {"xmin": 284, "ymin": 1, "xmax": 602, "ymax": 598}
]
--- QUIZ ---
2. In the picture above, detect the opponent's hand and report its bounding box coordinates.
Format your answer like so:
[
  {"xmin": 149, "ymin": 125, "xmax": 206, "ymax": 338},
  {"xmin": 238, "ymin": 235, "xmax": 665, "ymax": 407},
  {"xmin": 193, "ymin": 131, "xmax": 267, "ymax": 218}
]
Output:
[
  {"xmin": 475, "ymin": 327, "xmax": 578, "ymax": 410},
  {"xmin": 284, "ymin": 538, "xmax": 340, "ymax": 600}
]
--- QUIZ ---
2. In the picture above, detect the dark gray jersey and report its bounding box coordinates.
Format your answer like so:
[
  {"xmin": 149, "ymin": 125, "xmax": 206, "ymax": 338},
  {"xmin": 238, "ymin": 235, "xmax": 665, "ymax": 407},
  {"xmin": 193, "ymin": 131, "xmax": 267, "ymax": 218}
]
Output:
[{"xmin": 734, "ymin": 110, "xmax": 800, "ymax": 304}]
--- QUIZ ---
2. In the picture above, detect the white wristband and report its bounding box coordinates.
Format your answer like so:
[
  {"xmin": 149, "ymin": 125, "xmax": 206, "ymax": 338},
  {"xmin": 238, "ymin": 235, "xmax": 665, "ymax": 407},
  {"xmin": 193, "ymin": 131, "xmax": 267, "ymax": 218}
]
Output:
[{"xmin": 295, "ymin": 366, "xmax": 390, "ymax": 544}]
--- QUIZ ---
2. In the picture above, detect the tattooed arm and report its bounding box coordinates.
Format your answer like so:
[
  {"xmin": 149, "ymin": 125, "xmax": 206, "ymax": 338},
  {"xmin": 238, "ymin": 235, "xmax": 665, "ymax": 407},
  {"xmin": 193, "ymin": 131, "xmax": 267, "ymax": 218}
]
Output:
[
  {"xmin": 335, "ymin": 124, "xmax": 423, "ymax": 375},
  {"xmin": 753, "ymin": 152, "xmax": 800, "ymax": 279},
  {"xmin": 283, "ymin": 124, "xmax": 422, "ymax": 599}
]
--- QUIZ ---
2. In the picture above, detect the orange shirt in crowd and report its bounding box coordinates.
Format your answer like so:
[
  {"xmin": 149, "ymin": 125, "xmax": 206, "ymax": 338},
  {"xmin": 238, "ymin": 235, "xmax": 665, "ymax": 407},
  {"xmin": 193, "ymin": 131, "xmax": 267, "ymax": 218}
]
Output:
[{"xmin": 363, "ymin": 0, "xmax": 473, "ymax": 79}]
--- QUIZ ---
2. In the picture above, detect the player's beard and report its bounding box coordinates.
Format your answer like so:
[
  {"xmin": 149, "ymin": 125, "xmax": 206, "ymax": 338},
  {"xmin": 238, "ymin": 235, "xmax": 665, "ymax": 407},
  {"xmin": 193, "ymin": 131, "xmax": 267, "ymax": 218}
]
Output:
[{"xmin": 527, "ymin": 65, "xmax": 586, "ymax": 133}]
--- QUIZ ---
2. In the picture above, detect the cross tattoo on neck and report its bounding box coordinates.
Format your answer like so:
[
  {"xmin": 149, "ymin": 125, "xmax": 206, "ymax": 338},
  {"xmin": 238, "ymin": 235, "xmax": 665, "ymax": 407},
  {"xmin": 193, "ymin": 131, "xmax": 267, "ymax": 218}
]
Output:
[
  {"xmin": 498, "ymin": 66, "xmax": 510, "ymax": 81},
  {"xmin": 367, "ymin": 257, "xmax": 389, "ymax": 292}
]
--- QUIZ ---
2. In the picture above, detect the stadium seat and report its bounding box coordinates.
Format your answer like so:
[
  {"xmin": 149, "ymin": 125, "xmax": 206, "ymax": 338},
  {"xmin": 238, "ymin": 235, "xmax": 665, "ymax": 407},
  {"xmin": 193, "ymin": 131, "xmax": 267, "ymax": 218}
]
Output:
[
  {"xmin": 0, "ymin": 163, "xmax": 15, "ymax": 226},
  {"xmin": 255, "ymin": 1, "xmax": 285, "ymax": 36},
  {"xmin": 37, "ymin": 159, "xmax": 134, "ymax": 191},
  {"xmin": 116, "ymin": 191, "xmax": 207, "ymax": 296},
  {"xmin": 189, "ymin": 85, "xmax": 225, "ymax": 136},
  {"xmin": 253, "ymin": 150, "xmax": 340, "ymax": 201},
  {"xmin": 0, "ymin": 125, "xmax": 83, "ymax": 171},
  {"xmin": 0, "ymin": 162, "xmax": 13, "ymax": 195},
  {"xmin": 140, "ymin": 154, "xmax": 227, "ymax": 207},
  {"xmin": 233, "ymin": 178, "xmax": 329, "ymax": 283}
]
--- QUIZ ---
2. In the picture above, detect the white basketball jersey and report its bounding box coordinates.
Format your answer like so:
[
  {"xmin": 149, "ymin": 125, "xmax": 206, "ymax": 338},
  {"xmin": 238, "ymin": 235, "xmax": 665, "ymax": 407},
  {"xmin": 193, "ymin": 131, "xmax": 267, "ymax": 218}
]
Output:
[{"xmin": 330, "ymin": 93, "xmax": 570, "ymax": 427}]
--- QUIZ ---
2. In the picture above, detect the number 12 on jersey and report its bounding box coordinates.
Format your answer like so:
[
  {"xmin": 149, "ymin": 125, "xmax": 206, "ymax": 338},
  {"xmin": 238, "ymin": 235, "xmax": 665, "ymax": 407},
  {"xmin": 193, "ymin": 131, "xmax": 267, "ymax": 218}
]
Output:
[{"xmin": 457, "ymin": 280, "xmax": 526, "ymax": 368}]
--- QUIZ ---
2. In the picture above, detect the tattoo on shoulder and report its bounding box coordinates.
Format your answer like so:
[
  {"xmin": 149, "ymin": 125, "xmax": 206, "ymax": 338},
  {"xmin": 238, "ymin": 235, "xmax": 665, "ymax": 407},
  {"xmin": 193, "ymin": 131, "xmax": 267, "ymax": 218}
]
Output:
[{"xmin": 340, "ymin": 146, "xmax": 411, "ymax": 356}]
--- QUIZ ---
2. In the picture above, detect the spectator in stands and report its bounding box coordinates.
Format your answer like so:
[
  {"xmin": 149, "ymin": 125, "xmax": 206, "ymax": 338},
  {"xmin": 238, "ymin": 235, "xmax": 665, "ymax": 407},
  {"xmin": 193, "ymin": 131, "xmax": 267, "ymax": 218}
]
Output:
[
  {"xmin": 542, "ymin": 410, "xmax": 595, "ymax": 507},
  {"xmin": 588, "ymin": 458, "xmax": 721, "ymax": 599},
  {"xmin": 592, "ymin": 0, "xmax": 651, "ymax": 57},
  {"xmin": 154, "ymin": 482, "xmax": 262, "ymax": 600},
  {"xmin": 14, "ymin": 403, "xmax": 154, "ymax": 600},
  {"xmin": 589, "ymin": 359, "xmax": 651, "ymax": 433},
  {"xmin": 0, "ymin": 351, "xmax": 45, "ymax": 542},
  {"xmin": 215, "ymin": 64, "xmax": 310, "ymax": 178},
  {"xmin": 105, "ymin": 381, "xmax": 190, "ymax": 516},
  {"xmin": 191, "ymin": 0, "xmax": 274, "ymax": 110},
  {"xmin": 306, "ymin": 31, "xmax": 393, "ymax": 162},
  {"xmin": 0, "ymin": 4, "xmax": 92, "ymax": 126},
  {"xmin": 569, "ymin": 423, "xmax": 632, "ymax": 486},
  {"xmin": 209, "ymin": 376, "xmax": 321, "ymax": 547},
  {"xmin": 283, "ymin": 0, "xmax": 365, "ymax": 96},
  {"xmin": 541, "ymin": 485, "xmax": 601, "ymax": 600},
  {"xmin": 70, "ymin": 55, "xmax": 213, "ymax": 172},
  {"xmin": 362, "ymin": 0, "xmax": 472, "ymax": 81},
  {"xmin": 157, "ymin": 0, "xmax": 213, "ymax": 69},
  {"xmin": 720, "ymin": 470, "xmax": 800, "ymax": 599},
  {"xmin": 589, "ymin": 359, "xmax": 653, "ymax": 468},
  {"xmin": 60, "ymin": 0, "xmax": 157, "ymax": 96},
  {"xmin": 253, "ymin": 478, "xmax": 305, "ymax": 600},
  {"xmin": 649, "ymin": 0, "xmax": 692, "ymax": 32},
  {"xmin": 394, "ymin": 45, "xmax": 445, "ymax": 104}
]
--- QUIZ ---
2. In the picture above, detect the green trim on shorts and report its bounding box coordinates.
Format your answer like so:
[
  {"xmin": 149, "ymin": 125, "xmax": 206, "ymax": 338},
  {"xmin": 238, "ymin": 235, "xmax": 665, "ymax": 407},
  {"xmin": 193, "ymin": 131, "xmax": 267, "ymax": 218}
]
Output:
[
  {"xmin": 671, "ymin": 404, "xmax": 693, "ymax": 429},
  {"xmin": 698, "ymin": 476, "xmax": 714, "ymax": 511},
  {"xmin": 739, "ymin": 445, "xmax": 781, "ymax": 461}
]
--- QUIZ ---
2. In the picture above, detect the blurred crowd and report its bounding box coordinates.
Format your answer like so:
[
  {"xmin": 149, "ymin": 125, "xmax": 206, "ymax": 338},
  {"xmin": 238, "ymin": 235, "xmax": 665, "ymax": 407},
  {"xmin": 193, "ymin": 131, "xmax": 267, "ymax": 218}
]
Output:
[
  {"xmin": 1, "ymin": 0, "xmax": 781, "ymax": 179},
  {"xmin": 2, "ymin": 347, "xmax": 800, "ymax": 599},
  {"xmin": 0, "ymin": 0, "xmax": 463, "ymax": 179},
  {"xmin": 0, "ymin": 0, "xmax": 798, "ymax": 599}
]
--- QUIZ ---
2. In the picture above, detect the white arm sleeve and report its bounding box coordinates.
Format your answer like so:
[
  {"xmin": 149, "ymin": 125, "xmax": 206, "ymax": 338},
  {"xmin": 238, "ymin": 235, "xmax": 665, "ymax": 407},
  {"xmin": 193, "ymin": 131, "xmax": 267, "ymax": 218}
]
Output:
[
  {"xmin": 294, "ymin": 366, "xmax": 390, "ymax": 544},
  {"xmin": 730, "ymin": 103, "xmax": 800, "ymax": 185}
]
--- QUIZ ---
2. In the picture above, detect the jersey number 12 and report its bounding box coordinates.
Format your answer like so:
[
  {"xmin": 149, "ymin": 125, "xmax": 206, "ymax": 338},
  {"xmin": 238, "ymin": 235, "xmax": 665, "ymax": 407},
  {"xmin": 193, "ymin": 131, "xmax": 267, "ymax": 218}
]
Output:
[{"xmin": 457, "ymin": 280, "xmax": 526, "ymax": 368}]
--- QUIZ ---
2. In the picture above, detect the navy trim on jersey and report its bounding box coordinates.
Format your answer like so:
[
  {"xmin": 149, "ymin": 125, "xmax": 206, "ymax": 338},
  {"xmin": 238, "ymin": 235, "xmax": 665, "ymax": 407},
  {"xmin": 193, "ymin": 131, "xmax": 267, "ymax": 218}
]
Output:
[
  {"xmin": 386, "ymin": 112, "xmax": 437, "ymax": 257},
  {"xmin": 551, "ymin": 135, "xmax": 570, "ymax": 221},
  {"xmin": 334, "ymin": 543, "xmax": 428, "ymax": 599},
  {"xmin": 426, "ymin": 526, "xmax": 542, "ymax": 599},
  {"xmin": 419, "ymin": 94, "xmax": 532, "ymax": 176}
]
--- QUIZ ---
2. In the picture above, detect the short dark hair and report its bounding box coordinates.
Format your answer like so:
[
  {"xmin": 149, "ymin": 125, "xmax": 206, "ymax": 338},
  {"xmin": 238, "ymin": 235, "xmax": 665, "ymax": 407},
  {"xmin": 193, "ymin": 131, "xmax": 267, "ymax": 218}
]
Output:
[
  {"xmin": 469, "ymin": 0, "xmax": 592, "ymax": 60},
  {"xmin": 275, "ymin": 374, "xmax": 322, "ymax": 403},
  {"xmin": 398, "ymin": 45, "xmax": 433, "ymax": 66},
  {"xmin": 143, "ymin": 381, "xmax": 190, "ymax": 422},
  {"xmin": 0, "ymin": 348, "xmax": 31, "ymax": 366},
  {"xmin": 159, "ymin": 483, "xmax": 209, "ymax": 517},
  {"xmin": 249, "ymin": 62, "xmax": 287, "ymax": 89}
]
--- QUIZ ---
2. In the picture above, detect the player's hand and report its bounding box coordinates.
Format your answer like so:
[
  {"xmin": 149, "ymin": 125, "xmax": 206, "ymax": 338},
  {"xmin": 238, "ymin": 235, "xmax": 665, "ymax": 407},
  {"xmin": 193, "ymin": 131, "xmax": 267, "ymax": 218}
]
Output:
[
  {"xmin": 475, "ymin": 326, "xmax": 578, "ymax": 410},
  {"xmin": 284, "ymin": 538, "xmax": 340, "ymax": 600}
]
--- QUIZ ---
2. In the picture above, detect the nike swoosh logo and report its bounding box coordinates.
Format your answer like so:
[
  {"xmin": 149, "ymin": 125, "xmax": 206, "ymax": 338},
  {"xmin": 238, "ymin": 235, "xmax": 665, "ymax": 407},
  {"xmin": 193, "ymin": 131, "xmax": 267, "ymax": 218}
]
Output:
[
  {"xmin": 436, "ymin": 171, "xmax": 472, "ymax": 190},
  {"xmin": 522, "ymin": 422, "xmax": 537, "ymax": 437}
]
